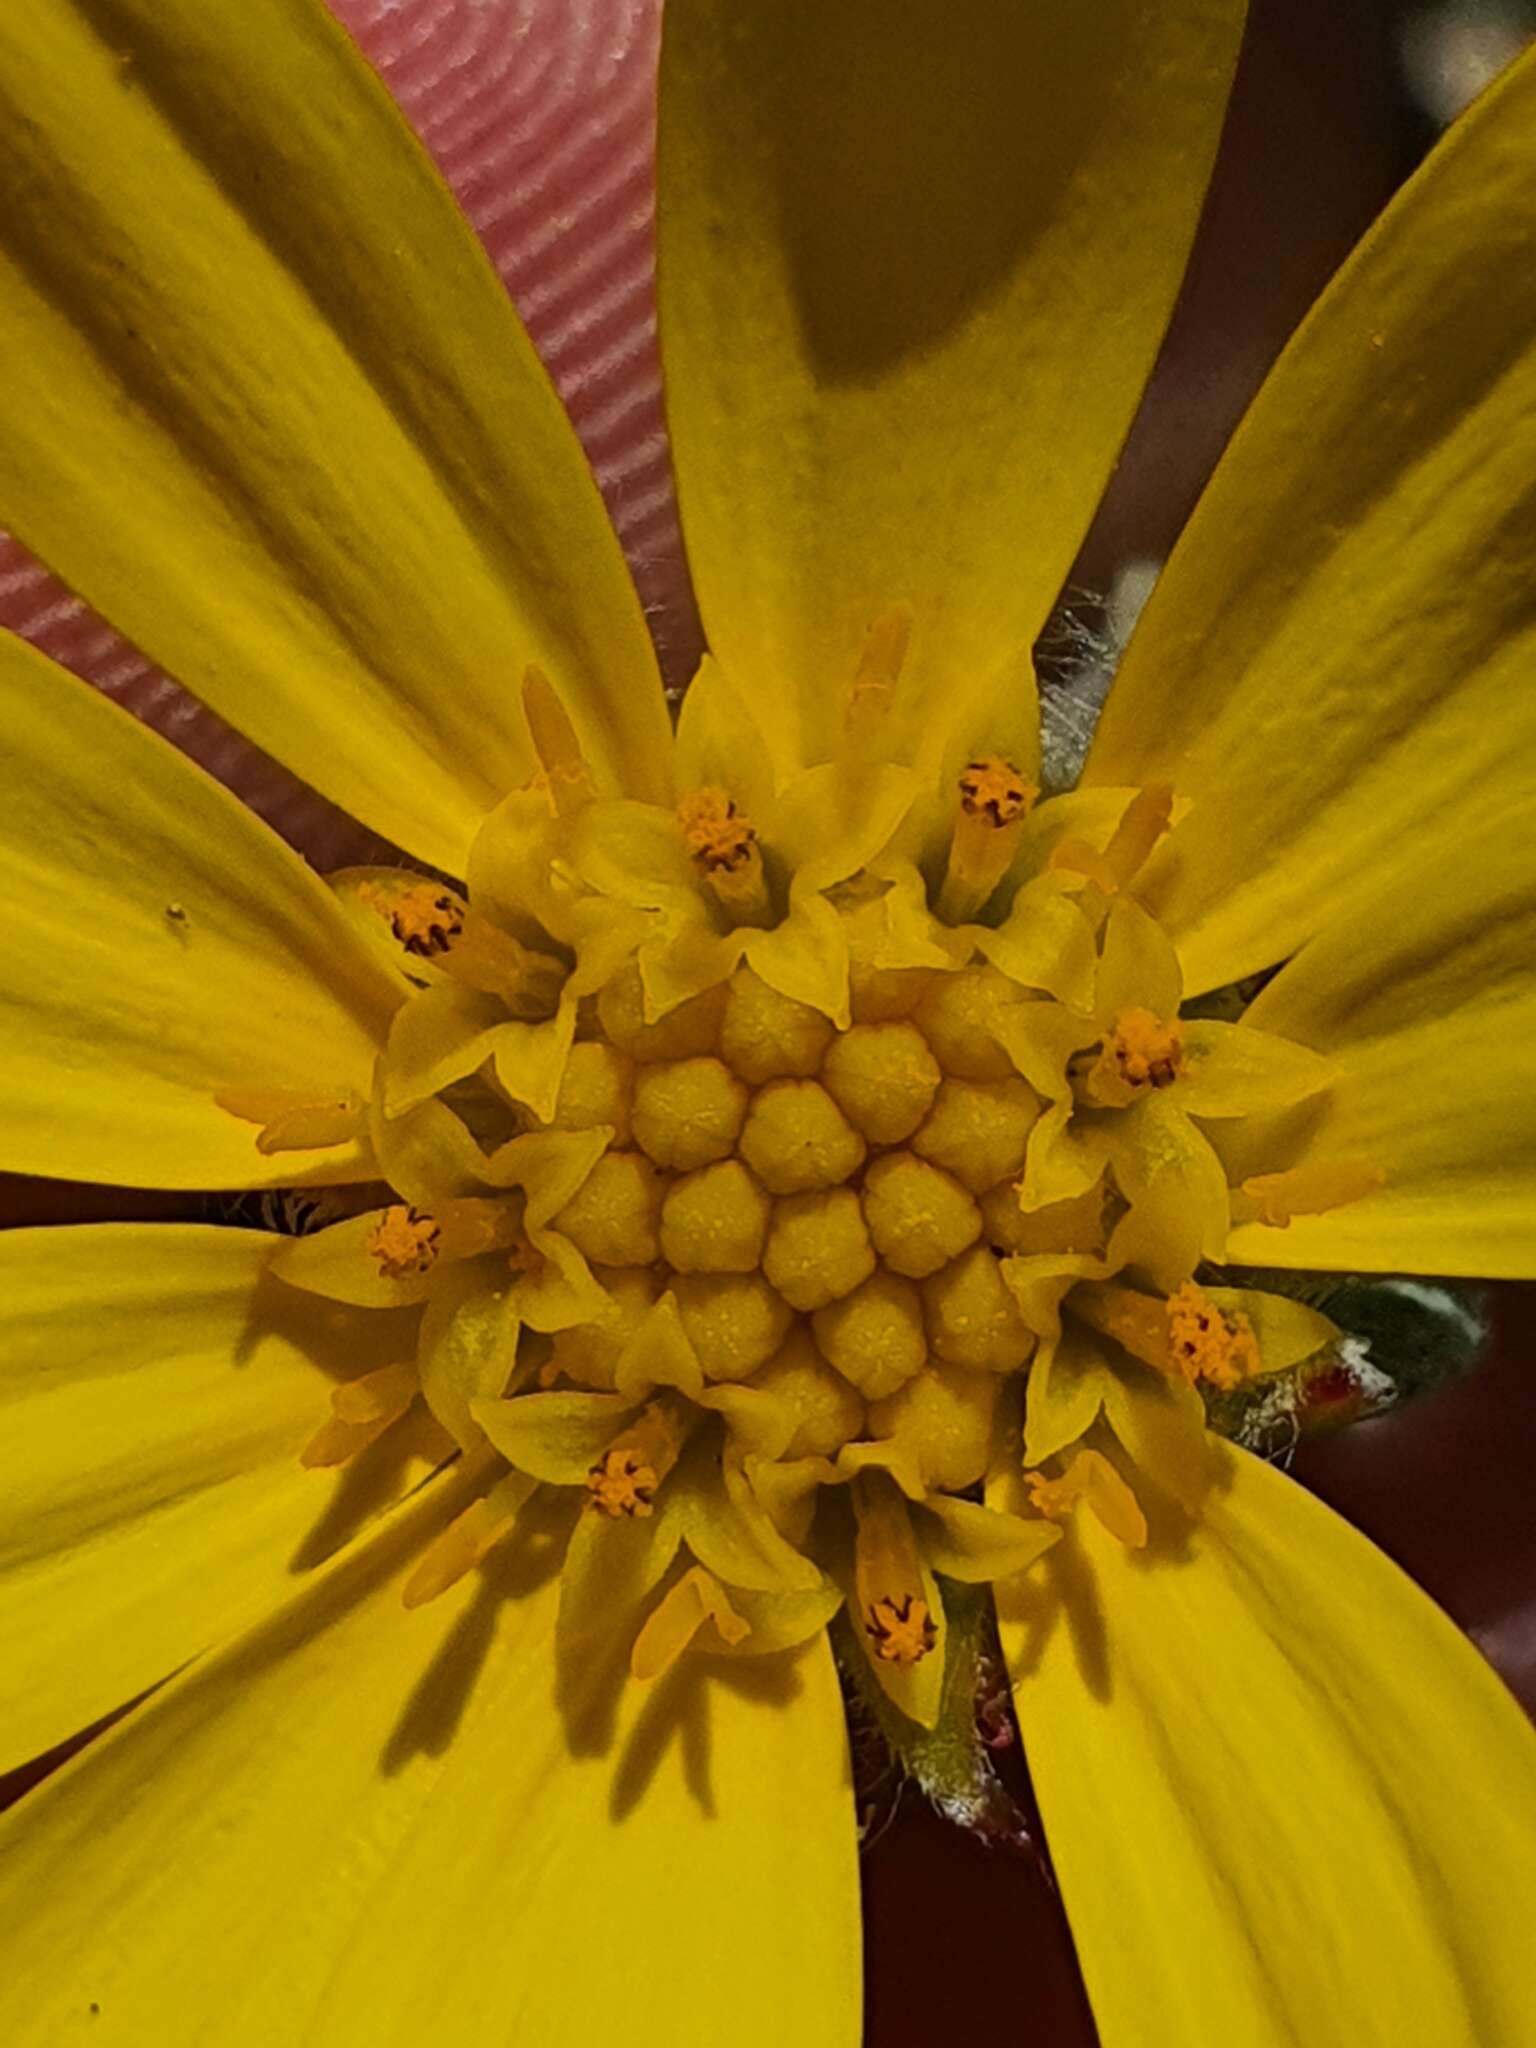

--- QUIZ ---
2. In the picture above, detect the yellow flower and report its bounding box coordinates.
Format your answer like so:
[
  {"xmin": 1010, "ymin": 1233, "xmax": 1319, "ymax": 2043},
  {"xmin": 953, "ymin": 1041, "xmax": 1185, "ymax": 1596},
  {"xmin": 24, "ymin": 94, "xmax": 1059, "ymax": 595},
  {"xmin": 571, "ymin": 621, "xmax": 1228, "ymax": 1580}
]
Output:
[{"xmin": 0, "ymin": 2, "xmax": 1534, "ymax": 2044}]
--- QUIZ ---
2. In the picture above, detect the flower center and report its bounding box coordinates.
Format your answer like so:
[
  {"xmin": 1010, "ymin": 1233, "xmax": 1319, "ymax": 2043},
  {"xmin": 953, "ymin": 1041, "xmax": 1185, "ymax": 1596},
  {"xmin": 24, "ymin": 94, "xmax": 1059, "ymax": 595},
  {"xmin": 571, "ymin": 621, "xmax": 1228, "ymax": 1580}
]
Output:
[
  {"xmin": 540, "ymin": 958, "xmax": 1041, "ymax": 1422},
  {"xmin": 246, "ymin": 732, "xmax": 1371, "ymax": 1703}
]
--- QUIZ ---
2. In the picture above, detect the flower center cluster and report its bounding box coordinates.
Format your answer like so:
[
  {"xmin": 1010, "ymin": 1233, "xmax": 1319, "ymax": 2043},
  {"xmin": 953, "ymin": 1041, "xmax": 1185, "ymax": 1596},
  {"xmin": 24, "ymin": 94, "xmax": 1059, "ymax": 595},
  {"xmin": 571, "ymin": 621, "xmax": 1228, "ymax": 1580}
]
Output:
[
  {"xmin": 539, "ymin": 959, "xmax": 1037, "ymax": 1442},
  {"xmin": 246, "ymin": 691, "xmax": 1366, "ymax": 1709}
]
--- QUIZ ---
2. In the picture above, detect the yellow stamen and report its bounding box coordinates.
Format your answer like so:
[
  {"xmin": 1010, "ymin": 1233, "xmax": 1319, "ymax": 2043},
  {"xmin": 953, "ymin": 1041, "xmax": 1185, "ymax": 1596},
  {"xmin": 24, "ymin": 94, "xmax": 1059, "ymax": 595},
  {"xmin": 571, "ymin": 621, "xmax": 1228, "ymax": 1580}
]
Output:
[
  {"xmin": 1025, "ymin": 1448, "xmax": 1147, "ymax": 1548},
  {"xmin": 1078, "ymin": 1007, "xmax": 1184, "ymax": 1107},
  {"xmin": 676, "ymin": 787, "xmax": 772, "ymax": 926},
  {"xmin": 1165, "ymin": 1281, "xmax": 1261, "ymax": 1392},
  {"xmin": 1049, "ymin": 781, "xmax": 1174, "ymax": 895},
  {"xmin": 937, "ymin": 757, "xmax": 1037, "ymax": 923},
  {"xmin": 214, "ymin": 1085, "xmax": 363, "ymax": 1156},
  {"xmin": 367, "ymin": 1203, "xmax": 441, "ymax": 1279},
  {"xmin": 331, "ymin": 1360, "xmax": 420, "ymax": 1427},
  {"xmin": 522, "ymin": 665, "xmax": 595, "ymax": 816},
  {"xmin": 401, "ymin": 1473, "xmax": 533, "ymax": 1609},
  {"xmin": 1239, "ymin": 1160, "xmax": 1384, "ymax": 1228},
  {"xmin": 300, "ymin": 1361, "xmax": 420, "ymax": 1469},
  {"xmin": 866, "ymin": 1593, "xmax": 937, "ymax": 1666},
  {"xmin": 1099, "ymin": 780, "xmax": 1174, "ymax": 889},
  {"xmin": 843, "ymin": 602, "xmax": 913, "ymax": 745},
  {"xmin": 630, "ymin": 1566, "xmax": 750, "ymax": 1682}
]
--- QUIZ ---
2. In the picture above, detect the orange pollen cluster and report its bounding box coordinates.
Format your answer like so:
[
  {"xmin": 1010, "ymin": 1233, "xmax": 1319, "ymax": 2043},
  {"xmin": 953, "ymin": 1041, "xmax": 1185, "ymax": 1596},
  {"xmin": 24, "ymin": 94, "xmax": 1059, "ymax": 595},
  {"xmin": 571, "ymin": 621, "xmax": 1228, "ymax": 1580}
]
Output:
[
  {"xmin": 504, "ymin": 1230, "xmax": 541, "ymax": 1278},
  {"xmin": 958, "ymin": 757, "xmax": 1036, "ymax": 829},
  {"xmin": 367, "ymin": 1203, "xmax": 442, "ymax": 1279},
  {"xmin": 1165, "ymin": 1282, "xmax": 1261, "ymax": 1392},
  {"xmin": 1104, "ymin": 1007, "xmax": 1184, "ymax": 1091},
  {"xmin": 385, "ymin": 884, "xmax": 465, "ymax": 958},
  {"xmin": 677, "ymin": 787, "xmax": 759, "ymax": 875},
  {"xmin": 586, "ymin": 1448, "xmax": 660, "ymax": 1518},
  {"xmin": 865, "ymin": 1593, "xmax": 937, "ymax": 1665},
  {"xmin": 1024, "ymin": 1468, "xmax": 1079, "ymax": 1522}
]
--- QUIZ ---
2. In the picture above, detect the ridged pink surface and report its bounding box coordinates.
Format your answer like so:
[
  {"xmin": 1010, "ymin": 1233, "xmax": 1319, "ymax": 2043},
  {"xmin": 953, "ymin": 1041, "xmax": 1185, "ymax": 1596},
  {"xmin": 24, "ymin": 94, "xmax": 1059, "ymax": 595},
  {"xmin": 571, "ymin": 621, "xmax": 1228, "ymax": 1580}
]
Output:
[{"xmin": 0, "ymin": 0, "xmax": 698, "ymax": 867}]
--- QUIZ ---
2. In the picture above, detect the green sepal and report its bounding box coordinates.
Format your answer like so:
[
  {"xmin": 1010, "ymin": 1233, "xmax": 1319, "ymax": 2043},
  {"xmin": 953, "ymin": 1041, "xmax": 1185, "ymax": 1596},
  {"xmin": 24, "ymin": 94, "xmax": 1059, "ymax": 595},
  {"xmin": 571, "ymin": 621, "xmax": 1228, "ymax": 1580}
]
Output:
[{"xmin": 830, "ymin": 1578, "xmax": 1030, "ymax": 1845}]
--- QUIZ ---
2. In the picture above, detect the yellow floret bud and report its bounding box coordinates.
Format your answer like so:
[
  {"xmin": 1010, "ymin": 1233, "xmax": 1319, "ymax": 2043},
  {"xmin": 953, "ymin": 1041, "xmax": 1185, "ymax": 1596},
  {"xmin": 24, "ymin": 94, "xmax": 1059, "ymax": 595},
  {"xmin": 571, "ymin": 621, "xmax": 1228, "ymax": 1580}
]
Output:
[
  {"xmin": 921, "ymin": 1246, "xmax": 1034, "ymax": 1372},
  {"xmin": 595, "ymin": 962, "xmax": 726, "ymax": 1062},
  {"xmin": 552, "ymin": 1150, "xmax": 664, "ymax": 1266},
  {"xmin": 912, "ymin": 1075, "xmax": 1039, "ymax": 1192},
  {"xmin": 737, "ymin": 1078, "xmax": 867, "ymax": 1195},
  {"xmin": 812, "ymin": 1269, "xmax": 927, "ymax": 1400},
  {"xmin": 660, "ymin": 1159, "xmax": 771, "ymax": 1274},
  {"xmin": 981, "ymin": 1179, "xmax": 1109, "ymax": 1257},
  {"xmin": 761, "ymin": 1187, "xmax": 876, "ymax": 1311},
  {"xmin": 719, "ymin": 968, "xmax": 836, "ymax": 1084},
  {"xmin": 673, "ymin": 1272, "xmax": 794, "ymax": 1382},
  {"xmin": 631, "ymin": 1056, "xmax": 749, "ymax": 1170},
  {"xmin": 820, "ymin": 1021, "xmax": 942, "ymax": 1144},
  {"xmin": 549, "ymin": 1041, "xmax": 634, "ymax": 1143},
  {"xmin": 848, "ymin": 963, "xmax": 937, "ymax": 1024},
  {"xmin": 548, "ymin": 1266, "xmax": 661, "ymax": 1389},
  {"xmin": 860, "ymin": 1152, "xmax": 982, "ymax": 1280},
  {"xmin": 747, "ymin": 1329, "xmax": 866, "ymax": 1458},
  {"xmin": 913, "ymin": 965, "xmax": 1027, "ymax": 1081},
  {"xmin": 867, "ymin": 1362, "xmax": 998, "ymax": 1492}
]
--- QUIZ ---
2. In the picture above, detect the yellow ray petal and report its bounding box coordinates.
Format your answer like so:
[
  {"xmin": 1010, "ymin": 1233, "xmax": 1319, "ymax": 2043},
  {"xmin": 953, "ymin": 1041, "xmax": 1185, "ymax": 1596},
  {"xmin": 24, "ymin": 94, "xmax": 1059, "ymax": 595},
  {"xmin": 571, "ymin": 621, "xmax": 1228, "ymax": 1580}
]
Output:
[
  {"xmin": 1225, "ymin": 805, "xmax": 1536, "ymax": 1276},
  {"xmin": 0, "ymin": 637, "xmax": 400, "ymax": 1188},
  {"xmin": 0, "ymin": 0, "xmax": 669, "ymax": 874},
  {"xmin": 0, "ymin": 1476, "xmax": 861, "ymax": 2047},
  {"xmin": 0, "ymin": 1225, "xmax": 434, "ymax": 1775},
  {"xmin": 1002, "ymin": 1450, "xmax": 1536, "ymax": 2048},
  {"xmin": 1087, "ymin": 43, "xmax": 1536, "ymax": 994},
  {"xmin": 657, "ymin": 0, "xmax": 1245, "ymax": 773}
]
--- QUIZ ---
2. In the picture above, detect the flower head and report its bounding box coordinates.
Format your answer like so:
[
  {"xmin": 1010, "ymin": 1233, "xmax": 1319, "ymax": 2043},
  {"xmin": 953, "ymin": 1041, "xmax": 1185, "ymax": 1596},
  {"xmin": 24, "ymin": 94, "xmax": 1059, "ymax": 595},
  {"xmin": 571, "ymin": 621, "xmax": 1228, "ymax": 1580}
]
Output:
[{"xmin": 1, "ymin": 4, "xmax": 1535, "ymax": 2046}]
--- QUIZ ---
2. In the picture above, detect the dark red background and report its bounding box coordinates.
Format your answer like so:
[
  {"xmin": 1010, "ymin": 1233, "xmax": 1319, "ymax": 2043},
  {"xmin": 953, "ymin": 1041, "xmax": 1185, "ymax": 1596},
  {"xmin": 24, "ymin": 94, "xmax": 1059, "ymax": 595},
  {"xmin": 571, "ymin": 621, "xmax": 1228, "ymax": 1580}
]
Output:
[{"xmin": 1, "ymin": 5, "xmax": 1532, "ymax": 2043}]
